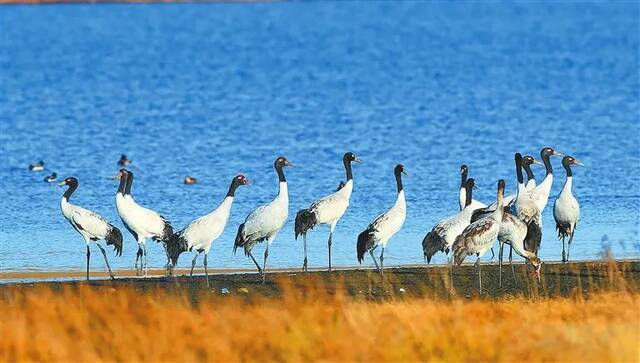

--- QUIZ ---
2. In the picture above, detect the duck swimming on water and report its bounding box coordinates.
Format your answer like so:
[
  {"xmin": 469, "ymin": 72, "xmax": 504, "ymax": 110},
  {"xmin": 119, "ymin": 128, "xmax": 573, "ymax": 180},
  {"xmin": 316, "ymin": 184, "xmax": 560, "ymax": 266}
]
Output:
[
  {"xmin": 29, "ymin": 161, "xmax": 45, "ymax": 171},
  {"xmin": 44, "ymin": 173, "xmax": 57, "ymax": 183},
  {"xmin": 184, "ymin": 176, "xmax": 198, "ymax": 185},
  {"xmin": 118, "ymin": 154, "xmax": 132, "ymax": 167}
]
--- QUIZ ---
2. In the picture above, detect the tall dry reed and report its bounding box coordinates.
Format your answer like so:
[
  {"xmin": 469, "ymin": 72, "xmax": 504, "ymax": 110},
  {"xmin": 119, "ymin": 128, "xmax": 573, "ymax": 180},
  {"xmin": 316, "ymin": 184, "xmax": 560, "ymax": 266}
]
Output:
[{"xmin": 1, "ymin": 279, "xmax": 638, "ymax": 362}]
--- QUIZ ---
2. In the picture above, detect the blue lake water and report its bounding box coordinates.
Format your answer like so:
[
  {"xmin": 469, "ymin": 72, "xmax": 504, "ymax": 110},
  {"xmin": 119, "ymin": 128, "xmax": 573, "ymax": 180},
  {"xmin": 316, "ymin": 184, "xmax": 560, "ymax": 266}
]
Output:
[{"xmin": 1, "ymin": 2, "xmax": 639, "ymax": 274}]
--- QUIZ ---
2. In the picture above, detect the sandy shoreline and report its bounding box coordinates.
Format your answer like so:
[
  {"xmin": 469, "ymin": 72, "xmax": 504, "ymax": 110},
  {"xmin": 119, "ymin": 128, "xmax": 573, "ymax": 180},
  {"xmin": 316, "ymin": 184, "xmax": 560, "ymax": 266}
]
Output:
[{"xmin": 2, "ymin": 260, "xmax": 638, "ymax": 299}]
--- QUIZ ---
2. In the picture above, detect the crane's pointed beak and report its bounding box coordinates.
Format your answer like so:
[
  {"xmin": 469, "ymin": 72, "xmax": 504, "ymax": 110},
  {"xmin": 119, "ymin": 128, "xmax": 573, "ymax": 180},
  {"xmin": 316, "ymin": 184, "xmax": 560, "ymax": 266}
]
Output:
[
  {"xmin": 286, "ymin": 161, "xmax": 295, "ymax": 168},
  {"xmin": 553, "ymin": 151, "xmax": 565, "ymax": 157},
  {"xmin": 58, "ymin": 181, "xmax": 66, "ymax": 187},
  {"xmin": 532, "ymin": 159, "xmax": 544, "ymax": 166},
  {"xmin": 574, "ymin": 159, "xmax": 584, "ymax": 167},
  {"xmin": 354, "ymin": 157, "xmax": 363, "ymax": 163}
]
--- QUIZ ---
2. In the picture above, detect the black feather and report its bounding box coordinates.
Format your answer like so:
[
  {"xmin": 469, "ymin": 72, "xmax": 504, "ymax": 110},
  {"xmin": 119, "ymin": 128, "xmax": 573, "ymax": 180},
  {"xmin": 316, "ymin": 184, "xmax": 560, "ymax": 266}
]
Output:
[
  {"xmin": 470, "ymin": 206, "xmax": 511, "ymax": 223},
  {"xmin": 294, "ymin": 209, "xmax": 317, "ymax": 240},
  {"xmin": 233, "ymin": 223, "xmax": 246, "ymax": 255},
  {"xmin": 356, "ymin": 228, "xmax": 375, "ymax": 263},
  {"xmin": 165, "ymin": 230, "xmax": 188, "ymax": 266},
  {"xmin": 422, "ymin": 230, "xmax": 446, "ymax": 264},
  {"xmin": 524, "ymin": 221, "xmax": 542, "ymax": 255},
  {"xmin": 556, "ymin": 221, "xmax": 572, "ymax": 240},
  {"xmin": 105, "ymin": 225, "xmax": 124, "ymax": 257}
]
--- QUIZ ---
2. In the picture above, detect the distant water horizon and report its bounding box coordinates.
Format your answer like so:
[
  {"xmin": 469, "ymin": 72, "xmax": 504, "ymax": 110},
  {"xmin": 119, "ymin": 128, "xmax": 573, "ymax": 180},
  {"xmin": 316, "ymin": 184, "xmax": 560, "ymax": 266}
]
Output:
[{"xmin": 1, "ymin": 2, "xmax": 638, "ymax": 274}]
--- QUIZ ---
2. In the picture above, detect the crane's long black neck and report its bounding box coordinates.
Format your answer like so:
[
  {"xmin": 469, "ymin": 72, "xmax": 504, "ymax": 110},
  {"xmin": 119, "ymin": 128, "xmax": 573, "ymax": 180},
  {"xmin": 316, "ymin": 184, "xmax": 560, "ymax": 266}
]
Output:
[
  {"xmin": 395, "ymin": 170, "xmax": 403, "ymax": 193},
  {"xmin": 464, "ymin": 183, "xmax": 472, "ymax": 207},
  {"xmin": 63, "ymin": 183, "xmax": 77, "ymax": 201},
  {"xmin": 226, "ymin": 179, "xmax": 241, "ymax": 197},
  {"xmin": 515, "ymin": 155, "xmax": 524, "ymax": 185},
  {"xmin": 344, "ymin": 159, "xmax": 354, "ymax": 181},
  {"xmin": 125, "ymin": 171, "xmax": 134, "ymax": 195},
  {"xmin": 117, "ymin": 173, "xmax": 127, "ymax": 195},
  {"xmin": 541, "ymin": 152, "xmax": 553, "ymax": 176},
  {"xmin": 460, "ymin": 169, "xmax": 467, "ymax": 189},
  {"xmin": 275, "ymin": 163, "xmax": 286, "ymax": 183},
  {"xmin": 562, "ymin": 159, "xmax": 573, "ymax": 177},
  {"xmin": 523, "ymin": 163, "xmax": 535, "ymax": 182}
]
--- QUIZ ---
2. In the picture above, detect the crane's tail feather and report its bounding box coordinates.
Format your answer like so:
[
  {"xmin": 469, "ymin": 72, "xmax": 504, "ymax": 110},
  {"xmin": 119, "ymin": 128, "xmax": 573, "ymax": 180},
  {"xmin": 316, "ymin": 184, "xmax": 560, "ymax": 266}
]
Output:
[
  {"xmin": 294, "ymin": 209, "xmax": 317, "ymax": 240},
  {"xmin": 555, "ymin": 221, "xmax": 571, "ymax": 240},
  {"xmin": 357, "ymin": 229, "xmax": 375, "ymax": 264},
  {"xmin": 166, "ymin": 231, "xmax": 188, "ymax": 267},
  {"xmin": 233, "ymin": 223, "xmax": 246, "ymax": 255},
  {"xmin": 452, "ymin": 234, "xmax": 468, "ymax": 266},
  {"xmin": 470, "ymin": 207, "xmax": 492, "ymax": 223},
  {"xmin": 422, "ymin": 230, "xmax": 446, "ymax": 264},
  {"xmin": 524, "ymin": 221, "xmax": 542, "ymax": 255},
  {"xmin": 105, "ymin": 225, "xmax": 123, "ymax": 257}
]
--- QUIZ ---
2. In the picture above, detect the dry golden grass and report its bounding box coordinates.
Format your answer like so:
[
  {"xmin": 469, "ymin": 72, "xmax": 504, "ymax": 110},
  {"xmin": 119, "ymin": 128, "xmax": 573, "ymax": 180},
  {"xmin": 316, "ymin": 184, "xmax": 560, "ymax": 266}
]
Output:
[{"xmin": 1, "ymin": 281, "xmax": 639, "ymax": 362}]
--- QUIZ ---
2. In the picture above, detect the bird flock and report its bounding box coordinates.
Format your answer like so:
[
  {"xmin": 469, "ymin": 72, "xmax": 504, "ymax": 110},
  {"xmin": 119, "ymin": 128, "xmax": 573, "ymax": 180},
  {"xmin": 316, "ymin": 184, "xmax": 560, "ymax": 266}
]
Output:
[{"xmin": 56, "ymin": 148, "xmax": 582, "ymax": 290}]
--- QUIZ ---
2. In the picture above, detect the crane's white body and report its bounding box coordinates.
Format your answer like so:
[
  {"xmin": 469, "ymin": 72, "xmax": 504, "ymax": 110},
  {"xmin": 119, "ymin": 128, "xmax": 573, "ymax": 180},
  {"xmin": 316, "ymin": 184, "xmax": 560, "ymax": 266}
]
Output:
[
  {"xmin": 308, "ymin": 179, "xmax": 353, "ymax": 231},
  {"xmin": 532, "ymin": 173, "xmax": 554, "ymax": 212},
  {"xmin": 553, "ymin": 177, "xmax": 579, "ymax": 231},
  {"xmin": 61, "ymin": 198, "xmax": 112, "ymax": 244},
  {"xmin": 240, "ymin": 182, "xmax": 289, "ymax": 245},
  {"xmin": 429, "ymin": 204, "xmax": 477, "ymax": 254},
  {"xmin": 181, "ymin": 196, "xmax": 235, "ymax": 254},
  {"xmin": 119, "ymin": 193, "xmax": 168, "ymax": 244},
  {"xmin": 365, "ymin": 190, "xmax": 406, "ymax": 248}
]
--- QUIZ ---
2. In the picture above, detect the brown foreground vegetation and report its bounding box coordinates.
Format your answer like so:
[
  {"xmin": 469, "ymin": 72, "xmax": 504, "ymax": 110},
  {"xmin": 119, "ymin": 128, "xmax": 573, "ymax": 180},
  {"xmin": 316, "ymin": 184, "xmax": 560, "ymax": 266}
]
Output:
[{"xmin": 1, "ymin": 262, "xmax": 639, "ymax": 362}]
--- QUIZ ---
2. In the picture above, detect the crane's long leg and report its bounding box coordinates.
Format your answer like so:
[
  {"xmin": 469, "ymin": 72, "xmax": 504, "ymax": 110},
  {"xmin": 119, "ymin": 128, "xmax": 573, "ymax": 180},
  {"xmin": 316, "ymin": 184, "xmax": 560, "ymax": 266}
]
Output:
[
  {"xmin": 379, "ymin": 247, "xmax": 385, "ymax": 275},
  {"xmin": 135, "ymin": 246, "xmax": 143, "ymax": 275},
  {"xmin": 475, "ymin": 256, "xmax": 482, "ymax": 294},
  {"xmin": 509, "ymin": 245, "xmax": 518, "ymax": 287},
  {"xmin": 86, "ymin": 245, "xmax": 91, "ymax": 281},
  {"xmin": 262, "ymin": 244, "xmax": 270, "ymax": 283},
  {"xmin": 490, "ymin": 248, "xmax": 495, "ymax": 260},
  {"xmin": 302, "ymin": 234, "xmax": 308, "ymax": 272},
  {"xmin": 327, "ymin": 232, "xmax": 333, "ymax": 273},
  {"xmin": 498, "ymin": 241, "xmax": 504, "ymax": 288},
  {"xmin": 96, "ymin": 243, "xmax": 115, "ymax": 280},
  {"xmin": 562, "ymin": 235, "xmax": 566, "ymax": 263},
  {"xmin": 448, "ymin": 252, "xmax": 454, "ymax": 288},
  {"xmin": 248, "ymin": 250, "xmax": 262, "ymax": 275},
  {"xmin": 369, "ymin": 249, "xmax": 381, "ymax": 274},
  {"xmin": 204, "ymin": 253, "xmax": 209, "ymax": 288},
  {"xmin": 190, "ymin": 253, "xmax": 199, "ymax": 278},
  {"xmin": 568, "ymin": 231, "xmax": 575, "ymax": 262},
  {"xmin": 143, "ymin": 244, "xmax": 148, "ymax": 277}
]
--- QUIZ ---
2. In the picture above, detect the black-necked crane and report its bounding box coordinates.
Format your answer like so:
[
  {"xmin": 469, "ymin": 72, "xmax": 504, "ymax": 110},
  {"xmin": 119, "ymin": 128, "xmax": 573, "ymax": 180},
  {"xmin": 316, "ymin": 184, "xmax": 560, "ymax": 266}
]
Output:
[
  {"xmin": 532, "ymin": 147, "xmax": 564, "ymax": 212},
  {"xmin": 167, "ymin": 175, "xmax": 249, "ymax": 286},
  {"xmin": 118, "ymin": 169, "xmax": 173, "ymax": 276},
  {"xmin": 59, "ymin": 177, "xmax": 123, "ymax": 280},
  {"xmin": 356, "ymin": 164, "xmax": 407, "ymax": 275},
  {"xmin": 423, "ymin": 178, "xmax": 478, "ymax": 264},
  {"xmin": 453, "ymin": 179, "xmax": 505, "ymax": 293},
  {"xmin": 513, "ymin": 153, "xmax": 543, "ymax": 256},
  {"xmin": 471, "ymin": 205, "xmax": 543, "ymax": 287},
  {"xmin": 553, "ymin": 155, "xmax": 583, "ymax": 262},
  {"xmin": 234, "ymin": 156, "xmax": 292, "ymax": 283},
  {"xmin": 295, "ymin": 152, "xmax": 362, "ymax": 272},
  {"xmin": 458, "ymin": 165, "xmax": 487, "ymax": 211},
  {"xmin": 487, "ymin": 155, "xmax": 542, "ymax": 210}
]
